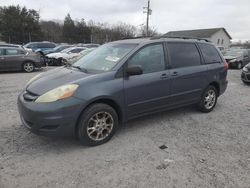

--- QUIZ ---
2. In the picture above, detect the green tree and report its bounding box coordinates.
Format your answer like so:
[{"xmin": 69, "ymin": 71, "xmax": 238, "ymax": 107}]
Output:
[
  {"xmin": 0, "ymin": 5, "xmax": 42, "ymax": 44},
  {"xmin": 75, "ymin": 19, "xmax": 91, "ymax": 43},
  {"xmin": 62, "ymin": 13, "xmax": 75, "ymax": 43}
]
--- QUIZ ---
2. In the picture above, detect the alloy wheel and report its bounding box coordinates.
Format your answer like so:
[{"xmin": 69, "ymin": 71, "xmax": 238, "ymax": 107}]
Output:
[
  {"xmin": 86, "ymin": 111, "xmax": 114, "ymax": 141},
  {"xmin": 23, "ymin": 62, "xmax": 34, "ymax": 72},
  {"xmin": 204, "ymin": 89, "xmax": 216, "ymax": 110}
]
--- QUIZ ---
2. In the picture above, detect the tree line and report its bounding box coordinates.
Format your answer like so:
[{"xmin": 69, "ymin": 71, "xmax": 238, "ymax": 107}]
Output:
[{"xmin": 0, "ymin": 5, "xmax": 158, "ymax": 44}]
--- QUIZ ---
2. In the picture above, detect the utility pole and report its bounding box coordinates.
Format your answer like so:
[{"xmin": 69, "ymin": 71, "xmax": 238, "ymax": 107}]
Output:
[{"xmin": 143, "ymin": 0, "xmax": 152, "ymax": 36}]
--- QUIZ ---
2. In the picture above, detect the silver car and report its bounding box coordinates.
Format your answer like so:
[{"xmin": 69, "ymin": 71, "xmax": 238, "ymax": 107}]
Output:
[{"xmin": 0, "ymin": 47, "xmax": 43, "ymax": 72}]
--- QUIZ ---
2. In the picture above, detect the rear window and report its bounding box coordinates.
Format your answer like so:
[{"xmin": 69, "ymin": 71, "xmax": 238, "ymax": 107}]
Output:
[
  {"xmin": 198, "ymin": 43, "xmax": 222, "ymax": 64},
  {"xmin": 38, "ymin": 43, "xmax": 56, "ymax": 48},
  {"xmin": 168, "ymin": 42, "xmax": 201, "ymax": 68}
]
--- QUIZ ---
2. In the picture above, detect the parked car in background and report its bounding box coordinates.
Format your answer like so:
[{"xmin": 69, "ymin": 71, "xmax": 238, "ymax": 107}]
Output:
[
  {"xmin": 42, "ymin": 44, "xmax": 72, "ymax": 55},
  {"xmin": 46, "ymin": 47, "xmax": 86, "ymax": 66},
  {"xmin": 241, "ymin": 62, "xmax": 250, "ymax": 84},
  {"xmin": 18, "ymin": 37, "xmax": 228, "ymax": 146},
  {"xmin": 0, "ymin": 47, "xmax": 43, "ymax": 72},
  {"xmin": 216, "ymin": 46, "xmax": 226, "ymax": 55},
  {"xmin": 23, "ymin": 42, "xmax": 57, "ymax": 54},
  {"xmin": 0, "ymin": 43, "xmax": 24, "ymax": 49},
  {"xmin": 224, "ymin": 49, "xmax": 250, "ymax": 69},
  {"xmin": 76, "ymin": 43, "xmax": 100, "ymax": 48},
  {"xmin": 65, "ymin": 48, "xmax": 96, "ymax": 65}
]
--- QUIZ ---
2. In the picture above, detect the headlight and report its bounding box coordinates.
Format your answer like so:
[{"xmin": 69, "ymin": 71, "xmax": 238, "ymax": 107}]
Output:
[
  {"xmin": 26, "ymin": 73, "xmax": 42, "ymax": 86},
  {"xmin": 35, "ymin": 84, "xmax": 79, "ymax": 103},
  {"xmin": 229, "ymin": 59, "xmax": 237, "ymax": 63},
  {"xmin": 243, "ymin": 66, "xmax": 249, "ymax": 72}
]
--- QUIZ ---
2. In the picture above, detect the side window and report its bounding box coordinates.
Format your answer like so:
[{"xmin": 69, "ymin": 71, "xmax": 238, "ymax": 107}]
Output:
[
  {"xmin": 0, "ymin": 49, "xmax": 4, "ymax": 56},
  {"xmin": 5, "ymin": 49, "xmax": 19, "ymax": 55},
  {"xmin": 70, "ymin": 48, "xmax": 83, "ymax": 53},
  {"xmin": 127, "ymin": 44, "xmax": 165, "ymax": 74},
  {"xmin": 198, "ymin": 43, "xmax": 222, "ymax": 64},
  {"xmin": 168, "ymin": 42, "xmax": 201, "ymax": 68},
  {"xmin": 48, "ymin": 43, "xmax": 56, "ymax": 48}
]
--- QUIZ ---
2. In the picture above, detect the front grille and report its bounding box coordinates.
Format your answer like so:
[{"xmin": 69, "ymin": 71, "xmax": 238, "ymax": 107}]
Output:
[
  {"xmin": 23, "ymin": 90, "xmax": 39, "ymax": 101},
  {"xmin": 247, "ymin": 74, "xmax": 250, "ymax": 80}
]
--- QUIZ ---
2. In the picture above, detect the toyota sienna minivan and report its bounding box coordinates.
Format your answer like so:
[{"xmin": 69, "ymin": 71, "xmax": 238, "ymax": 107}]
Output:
[{"xmin": 18, "ymin": 36, "xmax": 228, "ymax": 146}]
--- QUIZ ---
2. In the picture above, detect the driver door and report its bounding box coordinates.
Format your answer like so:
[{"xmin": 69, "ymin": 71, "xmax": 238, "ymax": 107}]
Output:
[{"xmin": 124, "ymin": 43, "xmax": 171, "ymax": 118}]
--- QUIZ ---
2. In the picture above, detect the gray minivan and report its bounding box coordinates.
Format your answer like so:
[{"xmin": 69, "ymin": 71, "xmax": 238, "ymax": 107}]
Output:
[{"xmin": 18, "ymin": 37, "xmax": 228, "ymax": 146}]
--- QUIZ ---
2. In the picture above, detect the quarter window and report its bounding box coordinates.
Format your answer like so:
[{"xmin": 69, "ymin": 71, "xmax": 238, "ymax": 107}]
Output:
[
  {"xmin": 127, "ymin": 44, "xmax": 165, "ymax": 74},
  {"xmin": 198, "ymin": 43, "xmax": 222, "ymax": 64},
  {"xmin": 168, "ymin": 42, "xmax": 201, "ymax": 68}
]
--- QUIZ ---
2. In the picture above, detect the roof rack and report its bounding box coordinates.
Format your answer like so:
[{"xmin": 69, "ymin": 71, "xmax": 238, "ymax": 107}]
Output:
[
  {"xmin": 150, "ymin": 35, "xmax": 211, "ymax": 42},
  {"xmin": 121, "ymin": 36, "xmax": 149, "ymax": 40}
]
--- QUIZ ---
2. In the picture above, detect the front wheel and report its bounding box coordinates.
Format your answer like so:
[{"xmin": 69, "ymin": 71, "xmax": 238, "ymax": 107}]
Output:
[
  {"xmin": 197, "ymin": 86, "xmax": 218, "ymax": 113},
  {"xmin": 77, "ymin": 103, "xmax": 119, "ymax": 146},
  {"xmin": 23, "ymin": 62, "xmax": 35, "ymax": 73}
]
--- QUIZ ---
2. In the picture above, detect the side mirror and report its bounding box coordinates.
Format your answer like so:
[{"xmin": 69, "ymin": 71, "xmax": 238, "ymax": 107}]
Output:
[{"xmin": 126, "ymin": 65, "xmax": 143, "ymax": 76}]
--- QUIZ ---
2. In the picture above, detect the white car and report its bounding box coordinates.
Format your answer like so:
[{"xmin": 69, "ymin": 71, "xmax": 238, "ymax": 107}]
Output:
[{"xmin": 46, "ymin": 47, "xmax": 86, "ymax": 66}]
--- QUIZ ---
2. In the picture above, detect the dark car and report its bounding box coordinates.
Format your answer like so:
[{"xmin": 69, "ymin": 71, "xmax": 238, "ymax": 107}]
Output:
[
  {"xmin": 0, "ymin": 47, "xmax": 43, "ymax": 72},
  {"xmin": 224, "ymin": 49, "xmax": 250, "ymax": 69},
  {"xmin": 241, "ymin": 62, "xmax": 250, "ymax": 84},
  {"xmin": 23, "ymin": 42, "xmax": 57, "ymax": 53},
  {"xmin": 42, "ymin": 45, "xmax": 72, "ymax": 55},
  {"xmin": 18, "ymin": 37, "xmax": 228, "ymax": 146}
]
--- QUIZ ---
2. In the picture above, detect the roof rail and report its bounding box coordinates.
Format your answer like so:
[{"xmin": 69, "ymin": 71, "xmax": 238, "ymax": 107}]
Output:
[
  {"xmin": 150, "ymin": 35, "xmax": 211, "ymax": 42},
  {"xmin": 121, "ymin": 36, "xmax": 149, "ymax": 40}
]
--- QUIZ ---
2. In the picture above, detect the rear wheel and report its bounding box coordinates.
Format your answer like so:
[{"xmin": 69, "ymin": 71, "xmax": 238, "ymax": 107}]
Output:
[
  {"xmin": 197, "ymin": 86, "xmax": 218, "ymax": 113},
  {"xmin": 23, "ymin": 62, "xmax": 34, "ymax": 73},
  {"xmin": 77, "ymin": 103, "xmax": 119, "ymax": 146}
]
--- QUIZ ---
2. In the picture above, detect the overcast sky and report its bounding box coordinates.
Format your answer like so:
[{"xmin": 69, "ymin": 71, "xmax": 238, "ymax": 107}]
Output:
[{"xmin": 0, "ymin": 0, "xmax": 249, "ymax": 41}]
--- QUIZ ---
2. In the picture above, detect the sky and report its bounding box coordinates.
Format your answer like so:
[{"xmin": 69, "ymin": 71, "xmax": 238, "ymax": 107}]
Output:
[{"xmin": 0, "ymin": 0, "xmax": 249, "ymax": 41}]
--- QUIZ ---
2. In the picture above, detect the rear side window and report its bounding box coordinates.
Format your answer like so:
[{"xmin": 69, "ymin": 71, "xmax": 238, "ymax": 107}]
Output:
[
  {"xmin": 168, "ymin": 42, "xmax": 201, "ymax": 68},
  {"xmin": 5, "ymin": 49, "xmax": 19, "ymax": 55},
  {"xmin": 70, "ymin": 48, "xmax": 83, "ymax": 53},
  {"xmin": 198, "ymin": 43, "xmax": 222, "ymax": 63},
  {"xmin": 0, "ymin": 49, "xmax": 4, "ymax": 55}
]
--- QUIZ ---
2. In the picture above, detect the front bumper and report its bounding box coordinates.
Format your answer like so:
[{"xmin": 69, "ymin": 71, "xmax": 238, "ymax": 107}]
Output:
[
  {"xmin": 17, "ymin": 91, "xmax": 86, "ymax": 137},
  {"xmin": 241, "ymin": 71, "xmax": 250, "ymax": 83}
]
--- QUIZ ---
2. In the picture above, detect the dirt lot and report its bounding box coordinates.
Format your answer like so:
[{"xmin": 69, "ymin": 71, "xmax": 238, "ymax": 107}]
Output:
[{"xmin": 0, "ymin": 68, "xmax": 249, "ymax": 188}]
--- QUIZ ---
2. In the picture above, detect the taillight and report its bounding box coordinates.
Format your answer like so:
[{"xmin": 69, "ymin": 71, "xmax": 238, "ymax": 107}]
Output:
[{"xmin": 224, "ymin": 60, "xmax": 229, "ymax": 70}]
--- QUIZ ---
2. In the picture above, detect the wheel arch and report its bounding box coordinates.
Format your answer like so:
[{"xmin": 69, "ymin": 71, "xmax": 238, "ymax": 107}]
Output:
[
  {"xmin": 75, "ymin": 98, "xmax": 123, "ymax": 136},
  {"xmin": 209, "ymin": 81, "xmax": 220, "ymax": 95}
]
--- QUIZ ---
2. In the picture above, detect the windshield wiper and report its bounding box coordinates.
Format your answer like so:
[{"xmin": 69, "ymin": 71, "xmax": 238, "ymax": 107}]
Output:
[{"xmin": 71, "ymin": 65, "xmax": 88, "ymax": 73}]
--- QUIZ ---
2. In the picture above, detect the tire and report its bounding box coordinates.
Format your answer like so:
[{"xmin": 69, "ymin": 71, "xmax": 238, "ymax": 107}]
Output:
[
  {"xmin": 237, "ymin": 62, "xmax": 242, "ymax": 69},
  {"xmin": 23, "ymin": 62, "xmax": 35, "ymax": 73},
  {"xmin": 77, "ymin": 103, "xmax": 119, "ymax": 146},
  {"xmin": 197, "ymin": 85, "xmax": 218, "ymax": 113}
]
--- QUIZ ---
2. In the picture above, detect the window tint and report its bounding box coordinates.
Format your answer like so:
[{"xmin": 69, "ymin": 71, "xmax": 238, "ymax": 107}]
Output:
[
  {"xmin": 198, "ymin": 43, "xmax": 222, "ymax": 64},
  {"xmin": 127, "ymin": 44, "xmax": 165, "ymax": 74},
  {"xmin": 5, "ymin": 49, "xmax": 19, "ymax": 55},
  {"xmin": 168, "ymin": 42, "xmax": 201, "ymax": 68}
]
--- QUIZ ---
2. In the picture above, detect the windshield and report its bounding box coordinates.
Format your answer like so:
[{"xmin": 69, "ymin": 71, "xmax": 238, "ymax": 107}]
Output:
[
  {"xmin": 61, "ymin": 47, "xmax": 74, "ymax": 53},
  {"xmin": 224, "ymin": 50, "xmax": 243, "ymax": 56},
  {"xmin": 73, "ymin": 43, "xmax": 137, "ymax": 72}
]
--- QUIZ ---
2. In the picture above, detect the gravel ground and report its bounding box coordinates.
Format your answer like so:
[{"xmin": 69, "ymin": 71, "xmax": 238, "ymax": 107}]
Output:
[{"xmin": 0, "ymin": 68, "xmax": 249, "ymax": 188}]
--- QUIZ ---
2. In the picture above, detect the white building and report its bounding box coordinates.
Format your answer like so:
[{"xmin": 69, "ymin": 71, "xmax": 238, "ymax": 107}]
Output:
[{"xmin": 165, "ymin": 28, "xmax": 232, "ymax": 49}]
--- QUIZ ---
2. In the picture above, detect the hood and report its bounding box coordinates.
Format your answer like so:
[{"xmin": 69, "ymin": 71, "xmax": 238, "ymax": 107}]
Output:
[
  {"xmin": 46, "ymin": 52, "xmax": 62, "ymax": 58},
  {"xmin": 26, "ymin": 67, "xmax": 92, "ymax": 95},
  {"xmin": 245, "ymin": 63, "xmax": 250, "ymax": 69}
]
